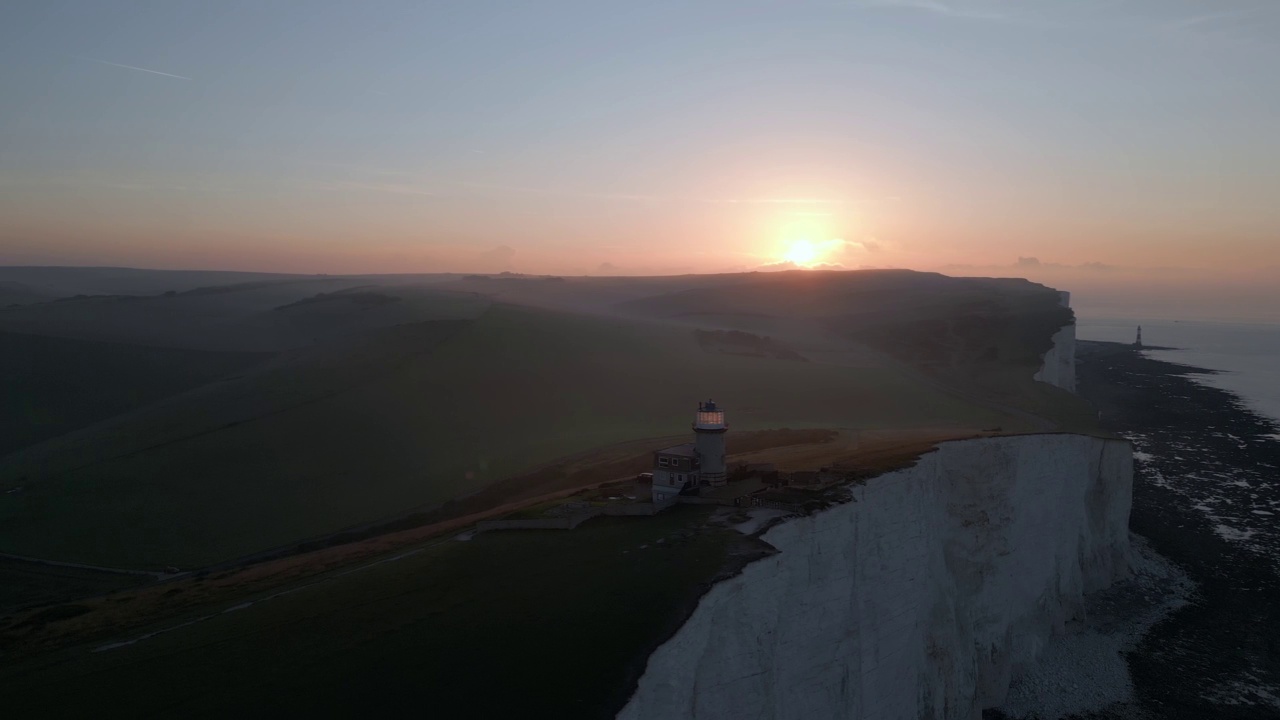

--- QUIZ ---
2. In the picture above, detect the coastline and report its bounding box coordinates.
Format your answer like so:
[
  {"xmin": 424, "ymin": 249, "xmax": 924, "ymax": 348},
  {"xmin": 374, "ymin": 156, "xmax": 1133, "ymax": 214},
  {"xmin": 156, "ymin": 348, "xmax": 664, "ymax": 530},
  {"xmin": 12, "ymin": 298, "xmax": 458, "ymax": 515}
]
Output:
[
  {"xmin": 1077, "ymin": 317, "xmax": 1280, "ymax": 427},
  {"xmin": 1072, "ymin": 340, "xmax": 1280, "ymax": 718}
]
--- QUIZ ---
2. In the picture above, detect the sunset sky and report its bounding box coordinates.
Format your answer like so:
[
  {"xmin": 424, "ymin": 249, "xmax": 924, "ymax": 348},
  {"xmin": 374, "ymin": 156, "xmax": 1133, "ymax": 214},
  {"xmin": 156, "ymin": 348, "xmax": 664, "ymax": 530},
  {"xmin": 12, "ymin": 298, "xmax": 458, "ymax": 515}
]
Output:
[{"xmin": 2, "ymin": 1, "xmax": 1279, "ymax": 294}]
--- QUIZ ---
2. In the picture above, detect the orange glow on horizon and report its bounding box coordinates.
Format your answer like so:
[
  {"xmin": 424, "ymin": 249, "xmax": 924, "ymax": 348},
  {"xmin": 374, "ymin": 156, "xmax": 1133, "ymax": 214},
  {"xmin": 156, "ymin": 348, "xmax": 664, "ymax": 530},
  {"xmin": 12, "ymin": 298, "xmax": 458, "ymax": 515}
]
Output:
[{"xmin": 783, "ymin": 239, "xmax": 820, "ymax": 266}]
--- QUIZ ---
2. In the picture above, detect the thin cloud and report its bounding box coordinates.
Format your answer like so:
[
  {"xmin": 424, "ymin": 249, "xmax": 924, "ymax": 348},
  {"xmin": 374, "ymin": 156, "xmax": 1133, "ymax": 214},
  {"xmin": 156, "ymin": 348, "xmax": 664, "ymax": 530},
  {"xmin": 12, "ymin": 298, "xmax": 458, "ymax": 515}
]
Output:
[
  {"xmin": 853, "ymin": 0, "xmax": 1006, "ymax": 22},
  {"xmin": 318, "ymin": 180, "xmax": 437, "ymax": 197},
  {"xmin": 1153, "ymin": 4, "xmax": 1280, "ymax": 50},
  {"xmin": 458, "ymin": 179, "xmax": 660, "ymax": 202},
  {"xmin": 703, "ymin": 196, "xmax": 846, "ymax": 206},
  {"xmin": 756, "ymin": 260, "xmax": 848, "ymax": 271},
  {"xmin": 1162, "ymin": 11, "xmax": 1240, "ymax": 34},
  {"xmin": 313, "ymin": 166, "xmax": 842, "ymax": 206},
  {"xmin": 1158, "ymin": 4, "xmax": 1279, "ymax": 34},
  {"xmin": 76, "ymin": 56, "xmax": 191, "ymax": 81}
]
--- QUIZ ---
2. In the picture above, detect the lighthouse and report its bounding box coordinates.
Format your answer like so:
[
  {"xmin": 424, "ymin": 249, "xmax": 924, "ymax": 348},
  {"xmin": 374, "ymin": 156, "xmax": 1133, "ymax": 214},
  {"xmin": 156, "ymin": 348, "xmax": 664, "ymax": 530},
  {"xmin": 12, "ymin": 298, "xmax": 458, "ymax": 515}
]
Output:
[
  {"xmin": 650, "ymin": 399, "xmax": 730, "ymax": 507},
  {"xmin": 693, "ymin": 399, "xmax": 728, "ymax": 487}
]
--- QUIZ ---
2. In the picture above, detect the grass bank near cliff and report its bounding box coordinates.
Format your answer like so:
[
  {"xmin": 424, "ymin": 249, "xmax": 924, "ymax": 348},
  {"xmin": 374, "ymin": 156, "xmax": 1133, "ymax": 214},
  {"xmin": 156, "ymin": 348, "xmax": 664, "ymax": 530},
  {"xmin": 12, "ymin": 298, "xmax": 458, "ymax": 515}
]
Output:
[{"xmin": 0, "ymin": 505, "xmax": 749, "ymax": 719}]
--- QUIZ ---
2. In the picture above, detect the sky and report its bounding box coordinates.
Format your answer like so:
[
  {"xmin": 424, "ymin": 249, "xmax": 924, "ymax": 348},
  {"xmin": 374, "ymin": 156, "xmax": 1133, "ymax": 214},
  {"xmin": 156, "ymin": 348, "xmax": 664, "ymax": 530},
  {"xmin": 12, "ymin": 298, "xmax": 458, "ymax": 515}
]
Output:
[{"xmin": 1, "ymin": 0, "xmax": 1278, "ymax": 316}]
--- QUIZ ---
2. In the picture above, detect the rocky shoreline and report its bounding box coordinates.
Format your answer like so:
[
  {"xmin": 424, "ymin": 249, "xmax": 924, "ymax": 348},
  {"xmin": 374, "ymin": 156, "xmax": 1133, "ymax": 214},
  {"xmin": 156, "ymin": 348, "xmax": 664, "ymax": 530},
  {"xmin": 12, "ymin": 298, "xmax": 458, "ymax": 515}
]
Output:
[{"xmin": 1069, "ymin": 340, "xmax": 1280, "ymax": 718}]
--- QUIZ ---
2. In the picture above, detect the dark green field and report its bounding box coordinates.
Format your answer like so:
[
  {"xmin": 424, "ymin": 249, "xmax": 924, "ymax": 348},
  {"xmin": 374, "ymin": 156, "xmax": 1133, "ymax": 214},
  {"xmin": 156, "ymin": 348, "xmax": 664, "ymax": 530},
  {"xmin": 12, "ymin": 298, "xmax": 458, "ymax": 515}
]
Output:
[
  {"xmin": 0, "ymin": 507, "xmax": 739, "ymax": 719},
  {"xmin": 0, "ymin": 558, "xmax": 148, "ymax": 613},
  {"xmin": 0, "ymin": 332, "xmax": 269, "ymax": 456}
]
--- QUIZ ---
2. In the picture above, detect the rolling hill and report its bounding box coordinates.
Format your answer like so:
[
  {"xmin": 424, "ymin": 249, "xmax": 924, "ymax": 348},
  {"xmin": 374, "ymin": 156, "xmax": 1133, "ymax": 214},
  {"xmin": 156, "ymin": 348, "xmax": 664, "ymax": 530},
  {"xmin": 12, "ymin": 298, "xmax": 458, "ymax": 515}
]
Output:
[
  {"xmin": 0, "ymin": 301, "xmax": 1020, "ymax": 567},
  {"xmin": 0, "ymin": 268, "xmax": 1088, "ymax": 568}
]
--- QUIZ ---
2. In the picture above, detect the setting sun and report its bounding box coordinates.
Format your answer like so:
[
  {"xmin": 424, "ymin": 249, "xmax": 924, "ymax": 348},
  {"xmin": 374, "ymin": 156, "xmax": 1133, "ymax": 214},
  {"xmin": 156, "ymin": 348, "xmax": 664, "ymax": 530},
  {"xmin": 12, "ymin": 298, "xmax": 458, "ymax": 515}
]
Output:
[
  {"xmin": 778, "ymin": 234, "xmax": 849, "ymax": 268},
  {"xmin": 784, "ymin": 239, "xmax": 820, "ymax": 266}
]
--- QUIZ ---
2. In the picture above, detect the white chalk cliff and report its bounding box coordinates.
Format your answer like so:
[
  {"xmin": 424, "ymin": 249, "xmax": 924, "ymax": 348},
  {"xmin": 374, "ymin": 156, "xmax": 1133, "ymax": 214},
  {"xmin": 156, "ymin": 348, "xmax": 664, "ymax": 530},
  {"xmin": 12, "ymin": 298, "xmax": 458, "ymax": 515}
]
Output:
[
  {"xmin": 619, "ymin": 434, "xmax": 1133, "ymax": 720},
  {"xmin": 1033, "ymin": 291, "xmax": 1077, "ymax": 393},
  {"xmin": 1033, "ymin": 323, "xmax": 1077, "ymax": 393}
]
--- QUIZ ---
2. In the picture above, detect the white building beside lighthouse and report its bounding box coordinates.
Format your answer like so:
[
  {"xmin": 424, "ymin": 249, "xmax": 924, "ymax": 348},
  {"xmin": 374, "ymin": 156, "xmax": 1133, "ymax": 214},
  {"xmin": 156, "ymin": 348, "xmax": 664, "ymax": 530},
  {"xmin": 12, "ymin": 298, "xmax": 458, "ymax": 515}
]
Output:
[{"xmin": 651, "ymin": 400, "xmax": 728, "ymax": 507}]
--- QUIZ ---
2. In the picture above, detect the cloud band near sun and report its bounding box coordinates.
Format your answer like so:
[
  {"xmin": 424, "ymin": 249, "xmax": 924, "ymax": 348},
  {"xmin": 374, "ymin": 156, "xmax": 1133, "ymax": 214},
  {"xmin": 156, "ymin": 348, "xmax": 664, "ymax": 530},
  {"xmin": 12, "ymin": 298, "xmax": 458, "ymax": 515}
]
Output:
[{"xmin": 779, "ymin": 237, "xmax": 880, "ymax": 268}]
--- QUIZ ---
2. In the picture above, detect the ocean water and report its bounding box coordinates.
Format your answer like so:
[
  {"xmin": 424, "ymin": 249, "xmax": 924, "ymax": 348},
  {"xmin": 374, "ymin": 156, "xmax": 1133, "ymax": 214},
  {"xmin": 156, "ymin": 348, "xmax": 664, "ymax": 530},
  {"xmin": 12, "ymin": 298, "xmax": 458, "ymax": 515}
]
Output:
[
  {"xmin": 1077, "ymin": 318, "xmax": 1280, "ymax": 428},
  {"xmin": 1079, "ymin": 316, "xmax": 1280, "ymax": 567},
  {"xmin": 1076, "ymin": 317, "xmax": 1280, "ymax": 714}
]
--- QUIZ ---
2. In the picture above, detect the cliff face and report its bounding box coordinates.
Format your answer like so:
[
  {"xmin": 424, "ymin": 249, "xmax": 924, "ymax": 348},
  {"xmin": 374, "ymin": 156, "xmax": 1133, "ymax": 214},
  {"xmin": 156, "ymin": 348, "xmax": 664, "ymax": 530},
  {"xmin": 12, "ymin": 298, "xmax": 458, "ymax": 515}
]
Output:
[
  {"xmin": 1034, "ymin": 322, "xmax": 1077, "ymax": 393},
  {"xmin": 619, "ymin": 434, "xmax": 1133, "ymax": 720},
  {"xmin": 1033, "ymin": 291, "xmax": 1076, "ymax": 393}
]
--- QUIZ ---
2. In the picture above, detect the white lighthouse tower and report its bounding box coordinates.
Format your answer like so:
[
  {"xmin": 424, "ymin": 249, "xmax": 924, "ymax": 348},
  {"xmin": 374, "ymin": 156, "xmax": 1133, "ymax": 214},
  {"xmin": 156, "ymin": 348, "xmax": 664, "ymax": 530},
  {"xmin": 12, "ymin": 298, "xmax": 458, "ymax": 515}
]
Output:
[
  {"xmin": 649, "ymin": 399, "xmax": 731, "ymax": 507},
  {"xmin": 693, "ymin": 399, "xmax": 728, "ymax": 487}
]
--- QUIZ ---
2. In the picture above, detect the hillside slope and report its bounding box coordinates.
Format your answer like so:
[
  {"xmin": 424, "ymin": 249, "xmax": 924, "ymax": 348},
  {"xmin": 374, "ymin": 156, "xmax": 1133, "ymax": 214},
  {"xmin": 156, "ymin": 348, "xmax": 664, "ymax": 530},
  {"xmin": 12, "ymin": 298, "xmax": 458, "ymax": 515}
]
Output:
[
  {"xmin": 0, "ymin": 302, "xmax": 1017, "ymax": 567},
  {"xmin": 0, "ymin": 279, "xmax": 487, "ymax": 351},
  {"xmin": 0, "ymin": 332, "xmax": 269, "ymax": 457}
]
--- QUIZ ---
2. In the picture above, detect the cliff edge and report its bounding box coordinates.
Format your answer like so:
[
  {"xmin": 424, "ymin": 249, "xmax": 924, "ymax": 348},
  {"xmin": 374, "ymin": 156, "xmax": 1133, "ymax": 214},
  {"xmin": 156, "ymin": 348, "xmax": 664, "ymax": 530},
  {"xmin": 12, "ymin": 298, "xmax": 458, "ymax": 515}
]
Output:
[
  {"xmin": 619, "ymin": 433, "xmax": 1133, "ymax": 720},
  {"xmin": 1033, "ymin": 291, "xmax": 1077, "ymax": 393}
]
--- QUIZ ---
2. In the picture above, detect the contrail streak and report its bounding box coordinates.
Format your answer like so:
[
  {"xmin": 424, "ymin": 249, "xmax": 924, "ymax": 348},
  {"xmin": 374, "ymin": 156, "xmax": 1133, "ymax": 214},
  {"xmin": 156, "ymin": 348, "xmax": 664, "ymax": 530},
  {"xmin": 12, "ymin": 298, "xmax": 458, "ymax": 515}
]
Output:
[{"xmin": 77, "ymin": 56, "xmax": 192, "ymax": 80}]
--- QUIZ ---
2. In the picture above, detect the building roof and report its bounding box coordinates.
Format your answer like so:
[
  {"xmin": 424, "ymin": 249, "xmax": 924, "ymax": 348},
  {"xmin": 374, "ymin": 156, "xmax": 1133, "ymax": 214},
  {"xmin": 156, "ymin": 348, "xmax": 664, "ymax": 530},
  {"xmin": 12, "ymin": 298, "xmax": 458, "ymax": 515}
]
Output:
[{"xmin": 656, "ymin": 443, "xmax": 698, "ymax": 458}]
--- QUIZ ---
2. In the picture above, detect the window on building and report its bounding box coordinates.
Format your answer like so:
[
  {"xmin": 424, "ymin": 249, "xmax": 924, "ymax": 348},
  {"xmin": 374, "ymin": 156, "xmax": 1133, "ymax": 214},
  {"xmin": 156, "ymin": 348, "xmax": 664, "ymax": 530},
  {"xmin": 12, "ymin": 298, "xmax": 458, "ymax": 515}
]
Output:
[{"xmin": 658, "ymin": 457, "xmax": 668, "ymax": 467}]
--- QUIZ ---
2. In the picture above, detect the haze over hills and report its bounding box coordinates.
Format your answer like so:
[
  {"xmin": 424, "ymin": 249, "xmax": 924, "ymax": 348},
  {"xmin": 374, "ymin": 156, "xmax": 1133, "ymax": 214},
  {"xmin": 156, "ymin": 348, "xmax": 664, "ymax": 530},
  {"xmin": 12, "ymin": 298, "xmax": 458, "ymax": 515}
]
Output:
[
  {"xmin": 3, "ymin": 0, "xmax": 1275, "ymax": 713},
  {"xmin": 0, "ymin": 267, "xmax": 308, "ymax": 303},
  {"xmin": 0, "ymin": 263, "xmax": 1132, "ymax": 720},
  {"xmin": 0, "ymin": 266, "xmax": 1088, "ymax": 568}
]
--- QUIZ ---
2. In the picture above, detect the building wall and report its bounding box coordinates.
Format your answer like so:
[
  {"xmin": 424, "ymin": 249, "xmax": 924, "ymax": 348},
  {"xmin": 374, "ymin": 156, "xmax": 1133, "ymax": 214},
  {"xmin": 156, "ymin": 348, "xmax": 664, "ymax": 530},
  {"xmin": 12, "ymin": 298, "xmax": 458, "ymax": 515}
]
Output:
[
  {"xmin": 652, "ymin": 452, "xmax": 701, "ymax": 505},
  {"xmin": 694, "ymin": 432, "xmax": 726, "ymax": 485},
  {"xmin": 652, "ymin": 468, "xmax": 683, "ymax": 506}
]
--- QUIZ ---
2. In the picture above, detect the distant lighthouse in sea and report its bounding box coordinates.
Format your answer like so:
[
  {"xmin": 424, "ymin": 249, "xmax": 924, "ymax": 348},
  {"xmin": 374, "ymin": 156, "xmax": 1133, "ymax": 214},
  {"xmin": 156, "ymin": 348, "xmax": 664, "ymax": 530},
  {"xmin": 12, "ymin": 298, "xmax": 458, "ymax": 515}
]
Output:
[{"xmin": 1135, "ymin": 326, "xmax": 1143, "ymax": 348}]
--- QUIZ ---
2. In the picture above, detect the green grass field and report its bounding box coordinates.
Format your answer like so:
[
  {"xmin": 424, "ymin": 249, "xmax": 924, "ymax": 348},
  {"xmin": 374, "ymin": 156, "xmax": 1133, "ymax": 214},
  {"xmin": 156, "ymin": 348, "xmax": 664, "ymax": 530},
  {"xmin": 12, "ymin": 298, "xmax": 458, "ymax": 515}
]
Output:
[
  {"xmin": 0, "ymin": 558, "xmax": 147, "ymax": 613},
  {"xmin": 0, "ymin": 303, "xmax": 1014, "ymax": 567},
  {"xmin": 0, "ymin": 331, "xmax": 269, "ymax": 456},
  {"xmin": 0, "ymin": 506, "xmax": 738, "ymax": 719}
]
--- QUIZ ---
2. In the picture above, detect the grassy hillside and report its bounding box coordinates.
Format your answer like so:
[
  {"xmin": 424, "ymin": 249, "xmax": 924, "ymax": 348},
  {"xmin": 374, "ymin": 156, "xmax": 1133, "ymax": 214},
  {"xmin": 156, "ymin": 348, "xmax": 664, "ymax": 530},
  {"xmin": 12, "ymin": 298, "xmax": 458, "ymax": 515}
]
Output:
[
  {"xmin": 0, "ymin": 280, "xmax": 58, "ymax": 307},
  {"xmin": 0, "ymin": 267, "xmax": 303, "ymax": 298},
  {"xmin": 0, "ymin": 332, "xmax": 269, "ymax": 457},
  {"xmin": 0, "ymin": 507, "xmax": 739, "ymax": 719},
  {"xmin": 0, "ymin": 280, "xmax": 489, "ymax": 351},
  {"xmin": 0, "ymin": 268, "xmax": 1104, "ymax": 720},
  {"xmin": 0, "ymin": 558, "xmax": 147, "ymax": 613},
  {"xmin": 0, "ymin": 303, "xmax": 1015, "ymax": 567},
  {"xmin": 617, "ymin": 269, "xmax": 1093, "ymax": 427}
]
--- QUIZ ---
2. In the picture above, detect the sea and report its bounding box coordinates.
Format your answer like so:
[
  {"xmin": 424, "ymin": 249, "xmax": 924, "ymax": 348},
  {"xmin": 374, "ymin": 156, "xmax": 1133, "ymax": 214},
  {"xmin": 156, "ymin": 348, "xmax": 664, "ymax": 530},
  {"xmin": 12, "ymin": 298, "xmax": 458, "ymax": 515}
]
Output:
[
  {"xmin": 1071, "ymin": 316, "xmax": 1280, "ymax": 717},
  {"xmin": 1078, "ymin": 316, "xmax": 1280, "ymax": 561},
  {"xmin": 1077, "ymin": 317, "xmax": 1280, "ymax": 429}
]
